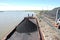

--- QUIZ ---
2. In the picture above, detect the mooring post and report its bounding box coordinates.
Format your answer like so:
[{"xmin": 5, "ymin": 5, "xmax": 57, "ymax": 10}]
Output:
[
  {"xmin": 32, "ymin": 14, "xmax": 33, "ymax": 17},
  {"xmin": 28, "ymin": 14, "xmax": 29, "ymax": 17}
]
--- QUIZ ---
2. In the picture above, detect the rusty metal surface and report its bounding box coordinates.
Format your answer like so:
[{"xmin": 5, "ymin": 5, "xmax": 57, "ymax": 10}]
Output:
[{"xmin": 5, "ymin": 17, "xmax": 44, "ymax": 40}]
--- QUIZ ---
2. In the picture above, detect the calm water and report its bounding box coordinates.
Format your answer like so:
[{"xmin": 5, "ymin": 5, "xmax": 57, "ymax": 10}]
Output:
[{"xmin": 0, "ymin": 11, "xmax": 35, "ymax": 39}]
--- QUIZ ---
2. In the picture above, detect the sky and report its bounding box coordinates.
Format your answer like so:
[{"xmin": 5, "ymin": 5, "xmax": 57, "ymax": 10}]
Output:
[{"xmin": 0, "ymin": 0, "xmax": 60, "ymax": 10}]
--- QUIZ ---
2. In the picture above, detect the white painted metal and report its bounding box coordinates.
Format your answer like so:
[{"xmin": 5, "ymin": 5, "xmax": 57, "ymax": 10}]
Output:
[{"xmin": 56, "ymin": 9, "xmax": 59, "ymax": 22}]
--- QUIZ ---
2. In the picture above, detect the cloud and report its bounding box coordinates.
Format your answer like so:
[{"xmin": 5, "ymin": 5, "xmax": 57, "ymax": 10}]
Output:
[
  {"xmin": 0, "ymin": 3, "xmax": 9, "ymax": 6},
  {"xmin": 0, "ymin": 6, "xmax": 54, "ymax": 11},
  {"xmin": 0, "ymin": 3, "xmax": 55, "ymax": 11}
]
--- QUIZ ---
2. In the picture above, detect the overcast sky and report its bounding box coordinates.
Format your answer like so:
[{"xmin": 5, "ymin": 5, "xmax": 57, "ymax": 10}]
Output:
[{"xmin": 0, "ymin": 0, "xmax": 60, "ymax": 10}]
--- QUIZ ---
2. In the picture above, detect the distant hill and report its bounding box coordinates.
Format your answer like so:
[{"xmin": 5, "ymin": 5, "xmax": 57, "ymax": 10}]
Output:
[
  {"xmin": 0, "ymin": 11, "xmax": 4, "ymax": 12},
  {"xmin": 43, "ymin": 7, "xmax": 60, "ymax": 21}
]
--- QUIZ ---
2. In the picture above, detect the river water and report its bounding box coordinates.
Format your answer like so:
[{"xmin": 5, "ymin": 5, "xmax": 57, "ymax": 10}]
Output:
[{"xmin": 0, "ymin": 11, "xmax": 35, "ymax": 39}]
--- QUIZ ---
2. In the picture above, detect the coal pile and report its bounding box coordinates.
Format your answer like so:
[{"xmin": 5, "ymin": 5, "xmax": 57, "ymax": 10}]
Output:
[{"xmin": 16, "ymin": 19, "xmax": 37, "ymax": 33}]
